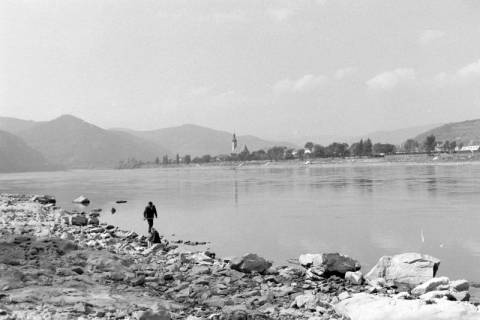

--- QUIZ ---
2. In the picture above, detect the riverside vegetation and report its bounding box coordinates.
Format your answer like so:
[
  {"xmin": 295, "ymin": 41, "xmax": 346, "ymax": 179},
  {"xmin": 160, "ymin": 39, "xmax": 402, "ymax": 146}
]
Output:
[
  {"xmin": 1, "ymin": 194, "xmax": 480, "ymax": 319},
  {"xmin": 116, "ymin": 134, "xmax": 469, "ymax": 170}
]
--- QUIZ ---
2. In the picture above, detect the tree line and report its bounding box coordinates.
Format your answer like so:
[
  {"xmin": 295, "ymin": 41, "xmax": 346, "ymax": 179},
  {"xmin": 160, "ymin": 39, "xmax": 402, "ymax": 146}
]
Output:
[{"xmin": 117, "ymin": 134, "xmax": 469, "ymax": 168}]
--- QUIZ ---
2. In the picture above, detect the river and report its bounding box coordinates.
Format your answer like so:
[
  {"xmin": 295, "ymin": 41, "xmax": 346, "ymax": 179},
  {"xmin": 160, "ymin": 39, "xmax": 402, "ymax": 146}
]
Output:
[{"xmin": 1, "ymin": 160, "xmax": 480, "ymax": 281}]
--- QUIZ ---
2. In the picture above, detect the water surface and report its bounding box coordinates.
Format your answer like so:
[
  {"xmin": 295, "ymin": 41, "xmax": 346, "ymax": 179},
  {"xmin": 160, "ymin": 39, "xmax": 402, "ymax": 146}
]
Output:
[{"xmin": 1, "ymin": 160, "xmax": 480, "ymax": 281}]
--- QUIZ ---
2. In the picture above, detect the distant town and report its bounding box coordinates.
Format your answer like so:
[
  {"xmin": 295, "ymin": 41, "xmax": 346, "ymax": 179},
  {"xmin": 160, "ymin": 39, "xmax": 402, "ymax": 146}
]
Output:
[{"xmin": 117, "ymin": 134, "xmax": 480, "ymax": 169}]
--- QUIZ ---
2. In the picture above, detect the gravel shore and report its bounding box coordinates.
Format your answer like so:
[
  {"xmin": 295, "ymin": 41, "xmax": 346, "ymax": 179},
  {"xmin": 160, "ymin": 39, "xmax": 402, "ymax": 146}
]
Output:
[{"xmin": 1, "ymin": 193, "xmax": 479, "ymax": 320}]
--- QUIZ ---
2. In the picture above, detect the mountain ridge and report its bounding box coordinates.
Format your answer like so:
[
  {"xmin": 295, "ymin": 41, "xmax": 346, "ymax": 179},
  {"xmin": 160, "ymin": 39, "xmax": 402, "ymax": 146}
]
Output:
[
  {"xmin": 0, "ymin": 130, "xmax": 57, "ymax": 172},
  {"xmin": 15, "ymin": 115, "xmax": 170, "ymax": 168},
  {"xmin": 112, "ymin": 124, "xmax": 298, "ymax": 157}
]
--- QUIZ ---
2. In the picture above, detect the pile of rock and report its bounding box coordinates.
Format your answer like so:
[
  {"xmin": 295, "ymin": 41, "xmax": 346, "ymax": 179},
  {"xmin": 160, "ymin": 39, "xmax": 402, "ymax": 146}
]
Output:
[
  {"xmin": 363, "ymin": 252, "xmax": 470, "ymax": 302},
  {"xmin": 333, "ymin": 252, "xmax": 478, "ymax": 319}
]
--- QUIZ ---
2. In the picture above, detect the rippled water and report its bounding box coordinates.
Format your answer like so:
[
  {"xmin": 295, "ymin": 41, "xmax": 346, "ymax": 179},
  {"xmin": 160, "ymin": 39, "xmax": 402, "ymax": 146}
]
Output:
[{"xmin": 2, "ymin": 160, "xmax": 480, "ymax": 281}]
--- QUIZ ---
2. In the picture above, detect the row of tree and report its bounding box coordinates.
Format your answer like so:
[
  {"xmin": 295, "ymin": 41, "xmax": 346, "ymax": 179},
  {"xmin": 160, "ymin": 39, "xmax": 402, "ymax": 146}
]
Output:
[
  {"xmin": 118, "ymin": 134, "xmax": 467, "ymax": 168},
  {"xmin": 402, "ymin": 135, "xmax": 463, "ymax": 153},
  {"xmin": 144, "ymin": 139, "xmax": 398, "ymax": 165}
]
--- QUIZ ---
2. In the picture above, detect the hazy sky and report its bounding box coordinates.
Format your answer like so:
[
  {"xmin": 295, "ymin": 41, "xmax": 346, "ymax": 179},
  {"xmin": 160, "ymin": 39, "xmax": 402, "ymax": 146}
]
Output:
[{"xmin": 2, "ymin": 0, "xmax": 480, "ymax": 141}]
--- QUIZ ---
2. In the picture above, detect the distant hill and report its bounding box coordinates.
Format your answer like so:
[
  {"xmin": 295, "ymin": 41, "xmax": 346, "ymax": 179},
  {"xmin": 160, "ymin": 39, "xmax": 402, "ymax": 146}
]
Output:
[
  {"xmin": 0, "ymin": 117, "xmax": 39, "ymax": 134},
  {"xmin": 0, "ymin": 130, "xmax": 55, "ymax": 173},
  {"xmin": 115, "ymin": 124, "xmax": 298, "ymax": 157},
  {"xmin": 360, "ymin": 123, "xmax": 443, "ymax": 145},
  {"xmin": 272, "ymin": 124, "xmax": 442, "ymax": 147},
  {"xmin": 413, "ymin": 119, "xmax": 480, "ymax": 145},
  {"xmin": 18, "ymin": 115, "xmax": 170, "ymax": 168}
]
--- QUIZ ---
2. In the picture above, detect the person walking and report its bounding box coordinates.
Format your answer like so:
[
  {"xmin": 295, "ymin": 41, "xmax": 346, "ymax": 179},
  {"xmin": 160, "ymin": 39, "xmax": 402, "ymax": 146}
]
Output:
[{"xmin": 143, "ymin": 201, "xmax": 157, "ymax": 233}]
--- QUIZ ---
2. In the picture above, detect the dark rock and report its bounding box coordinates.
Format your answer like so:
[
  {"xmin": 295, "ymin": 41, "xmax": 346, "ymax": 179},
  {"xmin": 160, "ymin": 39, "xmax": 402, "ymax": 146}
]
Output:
[
  {"xmin": 88, "ymin": 217, "xmax": 100, "ymax": 225},
  {"xmin": 218, "ymin": 309, "xmax": 272, "ymax": 320},
  {"xmin": 31, "ymin": 195, "xmax": 56, "ymax": 205},
  {"xmin": 230, "ymin": 253, "xmax": 272, "ymax": 274},
  {"xmin": 71, "ymin": 266, "xmax": 84, "ymax": 274},
  {"xmin": 131, "ymin": 275, "xmax": 146, "ymax": 286},
  {"xmin": 70, "ymin": 215, "xmax": 88, "ymax": 226},
  {"xmin": 73, "ymin": 195, "xmax": 90, "ymax": 204},
  {"xmin": 450, "ymin": 291, "xmax": 470, "ymax": 302},
  {"xmin": 300, "ymin": 253, "xmax": 361, "ymax": 277}
]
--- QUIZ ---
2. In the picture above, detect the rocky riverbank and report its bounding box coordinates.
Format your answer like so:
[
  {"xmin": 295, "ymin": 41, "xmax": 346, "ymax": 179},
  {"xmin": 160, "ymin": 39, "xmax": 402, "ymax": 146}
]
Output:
[{"xmin": 1, "ymin": 194, "xmax": 480, "ymax": 320}]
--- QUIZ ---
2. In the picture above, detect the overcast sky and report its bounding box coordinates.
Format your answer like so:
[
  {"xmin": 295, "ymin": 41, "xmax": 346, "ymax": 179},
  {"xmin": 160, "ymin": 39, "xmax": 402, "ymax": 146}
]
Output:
[{"xmin": 2, "ymin": 0, "xmax": 480, "ymax": 141}]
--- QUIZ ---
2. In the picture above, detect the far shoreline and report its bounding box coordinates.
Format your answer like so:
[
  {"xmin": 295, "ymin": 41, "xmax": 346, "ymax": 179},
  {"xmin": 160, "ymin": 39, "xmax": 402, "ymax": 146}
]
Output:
[{"xmin": 3, "ymin": 152, "xmax": 480, "ymax": 176}]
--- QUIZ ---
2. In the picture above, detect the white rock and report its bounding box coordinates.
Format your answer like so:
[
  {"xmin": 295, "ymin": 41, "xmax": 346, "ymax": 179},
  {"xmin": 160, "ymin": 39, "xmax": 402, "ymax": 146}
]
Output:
[
  {"xmin": 412, "ymin": 277, "xmax": 450, "ymax": 296},
  {"xmin": 335, "ymin": 293, "xmax": 480, "ymax": 320},
  {"xmin": 420, "ymin": 290, "xmax": 450, "ymax": 301},
  {"xmin": 299, "ymin": 254, "xmax": 324, "ymax": 267},
  {"xmin": 191, "ymin": 252, "xmax": 215, "ymax": 264},
  {"xmin": 60, "ymin": 232, "xmax": 74, "ymax": 240},
  {"xmin": 294, "ymin": 293, "xmax": 317, "ymax": 309},
  {"xmin": 143, "ymin": 243, "xmax": 165, "ymax": 256},
  {"xmin": 338, "ymin": 292, "xmax": 351, "ymax": 300},
  {"xmin": 365, "ymin": 253, "xmax": 440, "ymax": 290},
  {"xmin": 73, "ymin": 196, "xmax": 90, "ymax": 204},
  {"xmin": 394, "ymin": 292, "xmax": 410, "ymax": 300},
  {"xmin": 345, "ymin": 271, "xmax": 363, "ymax": 285}
]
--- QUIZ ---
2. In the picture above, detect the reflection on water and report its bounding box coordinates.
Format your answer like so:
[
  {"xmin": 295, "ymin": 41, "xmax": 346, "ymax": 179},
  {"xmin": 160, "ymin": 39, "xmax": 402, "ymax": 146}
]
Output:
[{"xmin": 2, "ymin": 161, "xmax": 480, "ymax": 280}]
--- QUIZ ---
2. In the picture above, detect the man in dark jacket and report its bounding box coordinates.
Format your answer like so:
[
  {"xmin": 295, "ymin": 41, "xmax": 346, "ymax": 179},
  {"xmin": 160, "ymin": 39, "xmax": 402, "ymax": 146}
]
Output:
[{"xmin": 143, "ymin": 201, "xmax": 157, "ymax": 233}]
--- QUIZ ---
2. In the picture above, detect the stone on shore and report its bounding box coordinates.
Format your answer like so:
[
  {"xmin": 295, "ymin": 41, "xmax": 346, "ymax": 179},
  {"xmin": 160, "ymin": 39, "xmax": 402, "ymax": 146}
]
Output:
[
  {"xmin": 345, "ymin": 271, "xmax": 364, "ymax": 285},
  {"xmin": 229, "ymin": 253, "xmax": 272, "ymax": 274},
  {"xmin": 70, "ymin": 214, "xmax": 88, "ymax": 226},
  {"xmin": 299, "ymin": 253, "xmax": 361, "ymax": 277},
  {"xmin": 335, "ymin": 292, "xmax": 480, "ymax": 320},
  {"xmin": 73, "ymin": 196, "xmax": 90, "ymax": 204},
  {"xmin": 451, "ymin": 280, "xmax": 470, "ymax": 292},
  {"xmin": 137, "ymin": 306, "xmax": 171, "ymax": 320},
  {"xmin": 411, "ymin": 276, "xmax": 450, "ymax": 296},
  {"xmin": 30, "ymin": 195, "xmax": 56, "ymax": 205},
  {"xmin": 365, "ymin": 253, "xmax": 440, "ymax": 290},
  {"xmin": 88, "ymin": 216, "xmax": 99, "ymax": 225},
  {"xmin": 294, "ymin": 293, "xmax": 318, "ymax": 309}
]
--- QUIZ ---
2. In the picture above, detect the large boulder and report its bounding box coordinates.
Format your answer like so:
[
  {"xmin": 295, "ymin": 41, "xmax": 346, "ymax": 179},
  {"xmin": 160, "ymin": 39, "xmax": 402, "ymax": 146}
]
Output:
[
  {"xmin": 299, "ymin": 253, "xmax": 361, "ymax": 277},
  {"xmin": 335, "ymin": 293, "xmax": 480, "ymax": 320},
  {"xmin": 365, "ymin": 253, "xmax": 440, "ymax": 290},
  {"xmin": 229, "ymin": 253, "xmax": 272, "ymax": 274}
]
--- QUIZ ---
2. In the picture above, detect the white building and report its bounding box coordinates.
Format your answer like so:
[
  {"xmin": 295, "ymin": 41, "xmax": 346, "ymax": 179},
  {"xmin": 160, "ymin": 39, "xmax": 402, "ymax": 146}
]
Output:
[{"xmin": 460, "ymin": 145, "xmax": 480, "ymax": 152}]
